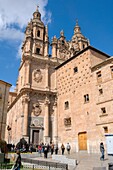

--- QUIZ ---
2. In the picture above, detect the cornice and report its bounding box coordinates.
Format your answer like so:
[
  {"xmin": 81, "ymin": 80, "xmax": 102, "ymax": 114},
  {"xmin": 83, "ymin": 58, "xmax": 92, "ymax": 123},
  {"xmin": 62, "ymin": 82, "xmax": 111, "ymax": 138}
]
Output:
[
  {"xmin": 8, "ymin": 87, "xmax": 57, "ymax": 111},
  {"xmin": 91, "ymin": 56, "xmax": 113, "ymax": 71},
  {"xmin": 55, "ymin": 46, "xmax": 110, "ymax": 70}
]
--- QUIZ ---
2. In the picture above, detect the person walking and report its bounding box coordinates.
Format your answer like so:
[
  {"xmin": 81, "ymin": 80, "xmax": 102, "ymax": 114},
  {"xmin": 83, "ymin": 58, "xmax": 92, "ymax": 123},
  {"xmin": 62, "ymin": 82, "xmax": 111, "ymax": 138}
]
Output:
[
  {"xmin": 100, "ymin": 142, "xmax": 105, "ymax": 160},
  {"xmin": 54, "ymin": 144, "xmax": 58, "ymax": 155},
  {"xmin": 66, "ymin": 143, "xmax": 71, "ymax": 154},
  {"xmin": 44, "ymin": 144, "xmax": 48, "ymax": 158},
  {"xmin": 61, "ymin": 143, "xmax": 65, "ymax": 155},
  {"xmin": 12, "ymin": 150, "xmax": 21, "ymax": 170},
  {"xmin": 50, "ymin": 143, "xmax": 54, "ymax": 155},
  {"xmin": 38, "ymin": 144, "xmax": 42, "ymax": 157}
]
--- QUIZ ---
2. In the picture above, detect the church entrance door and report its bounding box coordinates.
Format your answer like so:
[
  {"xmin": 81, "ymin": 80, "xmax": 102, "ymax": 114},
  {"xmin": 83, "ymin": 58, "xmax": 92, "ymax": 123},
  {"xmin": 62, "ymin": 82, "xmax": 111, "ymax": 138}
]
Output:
[
  {"xmin": 32, "ymin": 130, "xmax": 39, "ymax": 145},
  {"xmin": 78, "ymin": 132, "xmax": 87, "ymax": 150}
]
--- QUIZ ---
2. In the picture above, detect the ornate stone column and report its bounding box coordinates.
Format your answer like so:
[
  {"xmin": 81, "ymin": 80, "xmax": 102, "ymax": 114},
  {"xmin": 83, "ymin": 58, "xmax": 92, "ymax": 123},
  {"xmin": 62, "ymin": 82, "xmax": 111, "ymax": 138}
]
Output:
[
  {"xmin": 22, "ymin": 93, "xmax": 30, "ymax": 143},
  {"xmin": 44, "ymin": 96, "xmax": 50, "ymax": 144},
  {"xmin": 53, "ymin": 97, "xmax": 58, "ymax": 144}
]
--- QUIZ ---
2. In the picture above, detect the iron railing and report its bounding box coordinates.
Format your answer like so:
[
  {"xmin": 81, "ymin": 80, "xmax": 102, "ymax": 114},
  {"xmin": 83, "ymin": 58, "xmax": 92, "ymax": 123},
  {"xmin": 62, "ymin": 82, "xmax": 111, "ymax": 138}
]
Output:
[{"xmin": 22, "ymin": 158, "xmax": 68, "ymax": 170}]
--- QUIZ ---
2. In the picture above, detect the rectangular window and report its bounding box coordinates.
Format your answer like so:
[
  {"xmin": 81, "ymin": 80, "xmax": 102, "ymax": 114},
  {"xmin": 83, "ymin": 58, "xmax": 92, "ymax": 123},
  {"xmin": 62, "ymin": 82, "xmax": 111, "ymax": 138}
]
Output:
[
  {"xmin": 65, "ymin": 101, "xmax": 69, "ymax": 109},
  {"xmin": 103, "ymin": 126, "xmax": 108, "ymax": 133},
  {"xmin": 64, "ymin": 117, "xmax": 71, "ymax": 126},
  {"xmin": 99, "ymin": 89, "xmax": 103, "ymax": 95},
  {"xmin": 84, "ymin": 94, "xmax": 89, "ymax": 103},
  {"xmin": 101, "ymin": 107, "xmax": 106, "ymax": 114},
  {"xmin": 74, "ymin": 67, "xmax": 78, "ymax": 73},
  {"xmin": 97, "ymin": 71, "xmax": 102, "ymax": 83}
]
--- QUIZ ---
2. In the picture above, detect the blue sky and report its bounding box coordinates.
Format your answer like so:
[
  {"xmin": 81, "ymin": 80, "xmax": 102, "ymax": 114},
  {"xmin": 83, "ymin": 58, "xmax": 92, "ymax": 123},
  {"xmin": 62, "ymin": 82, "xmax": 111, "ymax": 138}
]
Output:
[{"xmin": 0, "ymin": 0, "xmax": 113, "ymax": 91}]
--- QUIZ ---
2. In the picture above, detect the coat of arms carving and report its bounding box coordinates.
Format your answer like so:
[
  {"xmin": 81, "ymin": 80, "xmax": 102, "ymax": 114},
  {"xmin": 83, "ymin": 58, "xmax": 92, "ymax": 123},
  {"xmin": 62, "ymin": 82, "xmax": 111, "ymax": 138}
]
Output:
[
  {"xmin": 32, "ymin": 102, "xmax": 42, "ymax": 116},
  {"xmin": 33, "ymin": 69, "xmax": 42, "ymax": 83}
]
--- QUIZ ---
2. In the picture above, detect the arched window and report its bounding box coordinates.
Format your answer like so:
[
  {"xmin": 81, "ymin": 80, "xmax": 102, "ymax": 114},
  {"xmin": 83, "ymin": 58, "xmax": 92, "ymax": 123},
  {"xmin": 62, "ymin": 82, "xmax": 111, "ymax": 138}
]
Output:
[
  {"xmin": 37, "ymin": 30, "xmax": 40, "ymax": 37},
  {"xmin": 62, "ymin": 40, "xmax": 65, "ymax": 45},
  {"xmin": 36, "ymin": 48, "xmax": 40, "ymax": 54},
  {"xmin": 83, "ymin": 44, "xmax": 85, "ymax": 49}
]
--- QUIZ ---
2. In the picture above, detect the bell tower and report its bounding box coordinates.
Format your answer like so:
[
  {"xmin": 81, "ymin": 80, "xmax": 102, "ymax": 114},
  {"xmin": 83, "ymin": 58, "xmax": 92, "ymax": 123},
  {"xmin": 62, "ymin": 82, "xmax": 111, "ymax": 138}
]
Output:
[
  {"xmin": 70, "ymin": 20, "xmax": 90, "ymax": 55},
  {"xmin": 22, "ymin": 6, "xmax": 49, "ymax": 58}
]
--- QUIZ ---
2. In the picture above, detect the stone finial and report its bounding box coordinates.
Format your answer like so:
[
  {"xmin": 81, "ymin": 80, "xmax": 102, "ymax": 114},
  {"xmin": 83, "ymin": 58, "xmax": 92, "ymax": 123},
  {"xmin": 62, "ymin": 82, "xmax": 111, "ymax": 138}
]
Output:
[
  {"xmin": 76, "ymin": 19, "xmax": 78, "ymax": 26},
  {"xmin": 60, "ymin": 30, "xmax": 64, "ymax": 37},
  {"xmin": 36, "ymin": 5, "xmax": 39, "ymax": 12},
  {"xmin": 52, "ymin": 36, "xmax": 57, "ymax": 44}
]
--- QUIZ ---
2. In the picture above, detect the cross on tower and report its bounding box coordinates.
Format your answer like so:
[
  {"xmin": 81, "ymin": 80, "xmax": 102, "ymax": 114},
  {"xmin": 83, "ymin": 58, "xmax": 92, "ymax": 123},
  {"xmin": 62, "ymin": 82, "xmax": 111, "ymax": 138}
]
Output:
[{"xmin": 36, "ymin": 5, "xmax": 39, "ymax": 11}]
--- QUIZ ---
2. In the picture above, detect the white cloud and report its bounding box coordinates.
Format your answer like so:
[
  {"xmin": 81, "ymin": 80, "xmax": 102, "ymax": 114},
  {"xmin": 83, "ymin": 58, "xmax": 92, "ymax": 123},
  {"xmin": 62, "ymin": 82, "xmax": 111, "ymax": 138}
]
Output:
[
  {"xmin": 16, "ymin": 43, "xmax": 22, "ymax": 59},
  {"xmin": 0, "ymin": 0, "xmax": 51, "ymax": 59},
  {"xmin": 10, "ymin": 85, "xmax": 16, "ymax": 92},
  {"xmin": 0, "ymin": 0, "xmax": 51, "ymax": 40},
  {"xmin": 0, "ymin": 27, "xmax": 24, "ymax": 41}
]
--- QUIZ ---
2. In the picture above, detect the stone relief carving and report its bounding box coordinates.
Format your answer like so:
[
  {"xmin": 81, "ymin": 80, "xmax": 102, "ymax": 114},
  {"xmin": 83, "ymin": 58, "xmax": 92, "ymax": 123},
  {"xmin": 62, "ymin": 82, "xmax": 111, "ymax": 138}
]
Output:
[
  {"xmin": 33, "ymin": 69, "xmax": 42, "ymax": 83},
  {"xmin": 31, "ymin": 119, "xmax": 44, "ymax": 127},
  {"xmin": 32, "ymin": 101, "xmax": 42, "ymax": 116}
]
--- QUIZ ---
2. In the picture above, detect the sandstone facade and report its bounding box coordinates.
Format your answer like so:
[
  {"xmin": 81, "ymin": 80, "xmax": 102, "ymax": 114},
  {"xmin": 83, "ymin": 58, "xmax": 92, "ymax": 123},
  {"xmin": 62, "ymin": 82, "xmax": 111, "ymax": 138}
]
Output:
[
  {"xmin": 5, "ymin": 7, "xmax": 113, "ymax": 153},
  {"xmin": 0, "ymin": 80, "xmax": 11, "ymax": 140}
]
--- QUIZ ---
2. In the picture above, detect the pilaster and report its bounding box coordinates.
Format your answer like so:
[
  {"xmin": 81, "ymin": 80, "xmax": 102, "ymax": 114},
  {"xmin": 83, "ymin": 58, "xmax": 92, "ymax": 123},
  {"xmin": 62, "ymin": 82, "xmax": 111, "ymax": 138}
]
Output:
[
  {"xmin": 24, "ymin": 60, "xmax": 31, "ymax": 87},
  {"xmin": 53, "ymin": 98, "xmax": 58, "ymax": 144},
  {"xmin": 22, "ymin": 93, "xmax": 30, "ymax": 140},
  {"xmin": 45, "ymin": 64, "xmax": 49, "ymax": 89},
  {"xmin": 44, "ymin": 96, "xmax": 50, "ymax": 144}
]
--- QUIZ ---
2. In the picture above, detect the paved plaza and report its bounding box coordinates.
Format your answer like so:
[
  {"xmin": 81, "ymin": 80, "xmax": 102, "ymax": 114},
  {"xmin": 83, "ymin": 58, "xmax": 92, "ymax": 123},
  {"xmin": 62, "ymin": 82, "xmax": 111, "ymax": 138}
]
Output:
[{"xmin": 17, "ymin": 151, "xmax": 113, "ymax": 170}]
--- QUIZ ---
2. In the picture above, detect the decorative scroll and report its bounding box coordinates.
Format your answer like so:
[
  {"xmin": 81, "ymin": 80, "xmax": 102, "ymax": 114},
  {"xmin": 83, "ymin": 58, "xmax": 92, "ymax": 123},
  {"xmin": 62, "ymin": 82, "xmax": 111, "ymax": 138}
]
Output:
[
  {"xmin": 32, "ymin": 102, "xmax": 42, "ymax": 116},
  {"xmin": 64, "ymin": 117, "xmax": 71, "ymax": 126},
  {"xmin": 33, "ymin": 69, "xmax": 42, "ymax": 83}
]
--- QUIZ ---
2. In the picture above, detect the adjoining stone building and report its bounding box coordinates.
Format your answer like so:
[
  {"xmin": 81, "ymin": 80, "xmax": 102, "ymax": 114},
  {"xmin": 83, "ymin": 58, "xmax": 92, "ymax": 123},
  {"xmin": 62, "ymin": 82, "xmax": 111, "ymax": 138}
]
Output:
[
  {"xmin": 5, "ymin": 7, "xmax": 113, "ymax": 153},
  {"xmin": 0, "ymin": 80, "xmax": 11, "ymax": 140}
]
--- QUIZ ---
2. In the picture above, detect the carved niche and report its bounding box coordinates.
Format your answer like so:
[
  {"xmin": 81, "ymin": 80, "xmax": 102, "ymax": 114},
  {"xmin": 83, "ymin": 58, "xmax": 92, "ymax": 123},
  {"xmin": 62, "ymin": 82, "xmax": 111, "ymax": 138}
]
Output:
[
  {"xmin": 33, "ymin": 69, "xmax": 42, "ymax": 83},
  {"xmin": 32, "ymin": 102, "xmax": 42, "ymax": 116}
]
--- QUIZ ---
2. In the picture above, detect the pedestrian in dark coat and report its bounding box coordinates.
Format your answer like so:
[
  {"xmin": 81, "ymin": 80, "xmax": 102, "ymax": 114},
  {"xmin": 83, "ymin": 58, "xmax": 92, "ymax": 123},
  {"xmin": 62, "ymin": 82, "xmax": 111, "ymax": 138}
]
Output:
[
  {"xmin": 61, "ymin": 144, "xmax": 65, "ymax": 155},
  {"xmin": 54, "ymin": 144, "xmax": 58, "ymax": 155},
  {"xmin": 100, "ymin": 142, "xmax": 105, "ymax": 160},
  {"xmin": 44, "ymin": 144, "xmax": 48, "ymax": 158},
  {"xmin": 12, "ymin": 150, "xmax": 21, "ymax": 170}
]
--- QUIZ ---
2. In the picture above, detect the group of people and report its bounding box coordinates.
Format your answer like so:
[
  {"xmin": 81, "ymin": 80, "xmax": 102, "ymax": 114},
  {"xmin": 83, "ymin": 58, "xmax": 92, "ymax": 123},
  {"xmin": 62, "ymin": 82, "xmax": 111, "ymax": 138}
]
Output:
[
  {"xmin": 34, "ymin": 142, "xmax": 71, "ymax": 158},
  {"xmin": 11, "ymin": 141, "xmax": 105, "ymax": 169}
]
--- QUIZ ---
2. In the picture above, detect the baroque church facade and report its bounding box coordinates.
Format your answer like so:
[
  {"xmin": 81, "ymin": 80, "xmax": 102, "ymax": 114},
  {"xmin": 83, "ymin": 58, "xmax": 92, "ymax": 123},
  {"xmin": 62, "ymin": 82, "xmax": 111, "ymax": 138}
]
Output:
[{"xmin": 5, "ymin": 7, "xmax": 113, "ymax": 153}]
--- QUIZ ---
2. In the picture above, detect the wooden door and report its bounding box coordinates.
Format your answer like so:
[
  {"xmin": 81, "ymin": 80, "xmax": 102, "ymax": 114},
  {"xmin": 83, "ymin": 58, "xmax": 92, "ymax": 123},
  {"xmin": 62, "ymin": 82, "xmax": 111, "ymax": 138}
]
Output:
[
  {"xmin": 33, "ymin": 130, "xmax": 39, "ymax": 145},
  {"xmin": 78, "ymin": 132, "xmax": 87, "ymax": 150}
]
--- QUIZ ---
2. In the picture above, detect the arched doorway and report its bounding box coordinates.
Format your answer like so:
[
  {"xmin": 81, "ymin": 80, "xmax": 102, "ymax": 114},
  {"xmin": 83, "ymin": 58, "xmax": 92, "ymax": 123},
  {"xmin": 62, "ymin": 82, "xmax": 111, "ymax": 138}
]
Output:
[{"xmin": 78, "ymin": 132, "xmax": 87, "ymax": 150}]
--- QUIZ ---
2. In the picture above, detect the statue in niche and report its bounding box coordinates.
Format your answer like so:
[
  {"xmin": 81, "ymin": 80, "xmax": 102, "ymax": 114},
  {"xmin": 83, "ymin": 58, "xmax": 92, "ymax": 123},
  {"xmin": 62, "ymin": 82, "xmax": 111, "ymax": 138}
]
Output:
[
  {"xmin": 32, "ymin": 102, "xmax": 42, "ymax": 116},
  {"xmin": 33, "ymin": 69, "xmax": 42, "ymax": 83}
]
